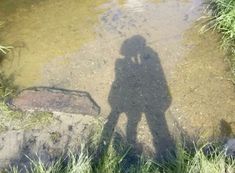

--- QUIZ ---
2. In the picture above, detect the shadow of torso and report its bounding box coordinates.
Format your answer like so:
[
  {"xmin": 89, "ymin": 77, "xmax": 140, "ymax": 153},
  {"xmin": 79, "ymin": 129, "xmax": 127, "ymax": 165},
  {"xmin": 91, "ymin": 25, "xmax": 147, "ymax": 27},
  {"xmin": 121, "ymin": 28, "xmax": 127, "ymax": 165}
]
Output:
[{"xmin": 109, "ymin": 46, "xmax": 171, "ymax": 113}]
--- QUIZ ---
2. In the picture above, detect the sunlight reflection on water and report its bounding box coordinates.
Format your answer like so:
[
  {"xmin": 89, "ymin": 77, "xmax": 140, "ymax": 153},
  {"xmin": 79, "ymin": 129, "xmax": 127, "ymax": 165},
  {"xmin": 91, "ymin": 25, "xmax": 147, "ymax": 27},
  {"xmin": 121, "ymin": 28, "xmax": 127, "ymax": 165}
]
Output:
[{"xmin": 124, "ymin": 0, "xmax": 146, "ymax": 12}]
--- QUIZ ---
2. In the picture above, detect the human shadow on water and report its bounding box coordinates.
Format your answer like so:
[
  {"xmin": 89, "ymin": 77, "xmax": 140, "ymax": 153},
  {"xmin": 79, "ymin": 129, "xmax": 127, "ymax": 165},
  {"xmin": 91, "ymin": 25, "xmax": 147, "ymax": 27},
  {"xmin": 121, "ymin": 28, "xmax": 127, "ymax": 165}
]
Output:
[{"xmin": 97, "ymin": 35, "xmax": 175, "ymax": 161}]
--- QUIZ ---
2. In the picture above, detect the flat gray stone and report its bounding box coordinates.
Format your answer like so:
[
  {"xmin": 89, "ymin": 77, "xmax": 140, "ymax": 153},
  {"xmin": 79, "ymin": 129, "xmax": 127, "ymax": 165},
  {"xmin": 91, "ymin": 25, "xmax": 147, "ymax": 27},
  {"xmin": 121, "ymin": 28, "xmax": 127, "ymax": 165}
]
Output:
[{"xmin": 7, "ymin": 87, "xmax": 100, "ymax": 116}]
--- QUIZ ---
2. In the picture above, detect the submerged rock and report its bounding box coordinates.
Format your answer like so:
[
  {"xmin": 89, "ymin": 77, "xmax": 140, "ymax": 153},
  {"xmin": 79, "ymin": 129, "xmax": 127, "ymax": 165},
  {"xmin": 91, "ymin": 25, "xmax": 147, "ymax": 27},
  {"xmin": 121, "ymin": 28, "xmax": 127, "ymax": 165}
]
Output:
[{"xmin": 7, "ymin": 87, "xmax": 100, "ymax": 116}]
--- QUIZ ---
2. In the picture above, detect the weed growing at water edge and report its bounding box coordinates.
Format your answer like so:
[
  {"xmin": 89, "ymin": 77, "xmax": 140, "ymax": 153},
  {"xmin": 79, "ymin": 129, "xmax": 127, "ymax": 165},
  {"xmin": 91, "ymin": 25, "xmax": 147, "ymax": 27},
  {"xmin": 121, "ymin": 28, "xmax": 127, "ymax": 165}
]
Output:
[
  {"xmin": 0, "ymin": 73, "xmax": 17, "ymax": 99},
  {"xmin": 204, "ymin": 0, "xmax": 235, "ymax": 78},
  {"xmin": 2, "ymin": 137, "xmax": 235, "ymax": 173},
  {"xmin": 0, "ymin": 22, "xmax": 12, "ymax": 54}
]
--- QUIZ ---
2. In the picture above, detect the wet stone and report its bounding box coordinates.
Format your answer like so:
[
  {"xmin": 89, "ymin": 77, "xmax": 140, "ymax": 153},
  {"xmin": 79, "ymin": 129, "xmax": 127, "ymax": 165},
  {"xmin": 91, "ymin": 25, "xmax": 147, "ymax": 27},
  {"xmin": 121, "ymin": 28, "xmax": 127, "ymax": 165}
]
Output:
[{"xmin": 7, "ymin": 87, "xmax": 100, "ymax": 116}]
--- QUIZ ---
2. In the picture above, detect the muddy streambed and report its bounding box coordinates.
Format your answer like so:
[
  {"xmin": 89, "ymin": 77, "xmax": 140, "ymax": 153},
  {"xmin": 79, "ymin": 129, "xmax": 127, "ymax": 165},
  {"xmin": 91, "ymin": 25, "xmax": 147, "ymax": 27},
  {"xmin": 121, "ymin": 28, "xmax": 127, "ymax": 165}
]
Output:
[{"xmin": 0, "ymin": 0, "xmax": 235, "ymax": 156}]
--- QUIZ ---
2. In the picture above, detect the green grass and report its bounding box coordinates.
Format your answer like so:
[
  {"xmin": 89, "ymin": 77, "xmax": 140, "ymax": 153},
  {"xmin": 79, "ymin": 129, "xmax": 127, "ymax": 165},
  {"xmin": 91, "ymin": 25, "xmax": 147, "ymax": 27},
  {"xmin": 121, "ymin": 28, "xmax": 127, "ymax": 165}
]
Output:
[
  {"xmin": 0, "ymin": 73, "xmax": 18, "ymax": 99},
  {"xmin": 0, "ymin": 102, "xmax": 54, "ymax": 132},
  {"xmin": 205, "ymin": 0, "xmax": 235, "ymax": 77},
  {"xmin": 2, "ymin": 138, "xmax": 235, "ymax": 173},
  {"xmin": 0, "ymin": 22, "xmax": 12, "ymax": 55}
]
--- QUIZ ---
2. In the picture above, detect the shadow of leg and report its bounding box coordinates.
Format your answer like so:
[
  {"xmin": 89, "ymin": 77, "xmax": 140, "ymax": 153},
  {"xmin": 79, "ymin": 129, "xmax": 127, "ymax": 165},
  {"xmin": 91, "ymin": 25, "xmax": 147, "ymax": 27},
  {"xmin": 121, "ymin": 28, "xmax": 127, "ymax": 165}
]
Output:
[
  {"xmin": 96, "ymin": 110, "xmax": 120, "ymax": 159},
  {"xmin": 145, "ymin": 111, "xmax": 175, "ymax": 161},
  {"xmin": 126, "ymin": 111, "xmax": 142, "ymax": 154}
]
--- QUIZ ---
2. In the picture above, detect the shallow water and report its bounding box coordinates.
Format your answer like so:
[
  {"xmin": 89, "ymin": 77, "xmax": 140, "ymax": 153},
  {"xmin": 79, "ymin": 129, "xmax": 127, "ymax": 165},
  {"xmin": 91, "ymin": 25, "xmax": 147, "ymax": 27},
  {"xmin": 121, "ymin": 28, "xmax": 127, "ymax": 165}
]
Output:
[{"xmin": 1, "ymin": 0, "xmax": 235, "ymax": 155}]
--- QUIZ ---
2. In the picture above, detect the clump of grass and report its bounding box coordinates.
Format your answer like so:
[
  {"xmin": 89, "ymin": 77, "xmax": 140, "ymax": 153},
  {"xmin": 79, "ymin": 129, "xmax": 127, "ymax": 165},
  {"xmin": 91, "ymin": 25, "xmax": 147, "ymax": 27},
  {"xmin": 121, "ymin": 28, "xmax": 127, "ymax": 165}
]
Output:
[
  {"xmin": 0, "ymin": 45, "xmax": 11, "ymax": 54},
  {"xmin": 163, "ymin": 143, "xmax": 235, "ymax": 173},
  {"xmin": 27, "ymin": 146, "xmax": 93, "ymax": 173},
  {"xmin": 93, "ymin": 146, "xmax": 125, "ymax": 173},
  {"xmin": 0, "ymin": 22, "xmax": 15, "ymax": 98},
  {"xmin": 204, "ymin": 0, "xmax": 235, "ymax": 77},
  {"xmin": 0, "ymin": 22, "xmax": 12, "ymax": 55},
  {"xmin": 5, "ymin": 145, "xmax": 93, "ymax": 173},
  {"xmin": 0, "ymin": 101, "xmax": 54, "ymax": 131},
  {"xmin": 0, "ymin": 73, "xmax": 18, "ymax": 99},
  {"xmin": 3, "ymin": 138, "xmax": 235, "ymax": 173}
]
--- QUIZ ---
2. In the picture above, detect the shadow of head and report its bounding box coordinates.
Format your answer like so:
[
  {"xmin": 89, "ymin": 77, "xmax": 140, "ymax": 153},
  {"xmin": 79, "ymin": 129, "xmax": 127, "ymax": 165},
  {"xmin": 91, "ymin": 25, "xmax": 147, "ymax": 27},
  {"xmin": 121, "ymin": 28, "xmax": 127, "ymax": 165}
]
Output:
[{"xmin": 120, "ymin": 35, "xmax": 146, "ymax": 60}]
